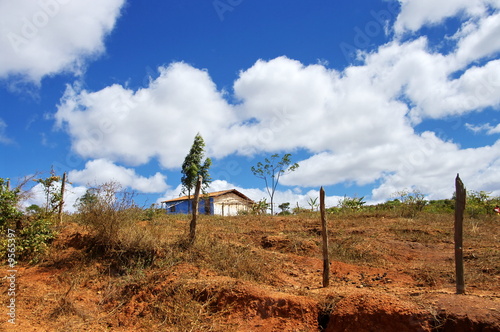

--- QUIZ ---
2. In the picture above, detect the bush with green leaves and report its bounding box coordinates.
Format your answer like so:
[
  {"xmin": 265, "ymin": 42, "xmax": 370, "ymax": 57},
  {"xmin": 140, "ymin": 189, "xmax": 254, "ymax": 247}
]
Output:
[
  {"xmin": 248, "ymin": 199, "xmax": 269, "ymax": 215},
  {"xmin": 17, "ymin": 217, "xmax": 56, "ymax": 263},
  {"xmin": 392, "ymin": 189, "xmax": 427, "ymax": 218},
  {"xmin": 143, "ymin": 204, "xmax": 164, "ymax": 221},
  {"xmin": 425, "ymin": 199, "xmax": 454, "ymax": 213},
  {"xmin": 278, "ymin": 202, "xmax": 291, "ymax": 215},
  {"xmin": 338, "ymin": 195, "xmax": 366, "ymax": 211},
  {"xmin": 0, "ymin": 178, "xmax": 22, "ymax": 230},
  {"xmin": 0, "ymin": 177, "xmax": 57, "ymax": 263},
  {"xmin": 465, "ymin": 190, "xmax": 500, "ymax": 218},
  {"xmin": 33, "ymin": 170, "xmax": 63, "ymax": 217}
]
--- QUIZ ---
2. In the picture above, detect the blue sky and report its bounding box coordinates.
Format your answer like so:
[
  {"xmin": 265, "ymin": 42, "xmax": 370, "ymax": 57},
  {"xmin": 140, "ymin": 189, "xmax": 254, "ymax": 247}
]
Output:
[{"xmin": 1, "ymin": 0, "xmax": 500, "ymax": 211}]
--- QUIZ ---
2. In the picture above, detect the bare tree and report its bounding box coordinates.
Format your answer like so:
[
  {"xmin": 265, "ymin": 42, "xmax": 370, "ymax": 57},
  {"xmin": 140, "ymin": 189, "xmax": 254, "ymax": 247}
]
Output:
[{"xmin": 251, "ymin": 154, "xmax": 299, "ymax": 215}]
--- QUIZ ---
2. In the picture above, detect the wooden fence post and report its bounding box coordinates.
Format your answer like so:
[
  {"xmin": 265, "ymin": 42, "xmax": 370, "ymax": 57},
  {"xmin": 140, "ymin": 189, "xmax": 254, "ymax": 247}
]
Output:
[
  {"xmin": 455, "ymin": 174, "xmax": 466, "ymax": 294},
  {"xmin": 58, "ymin": 172, "xmax": 67, "ymax": 225},
  {"xmin": 189, "ymin": 176, "xmax": 202, "ymax": 244},
  {"xmin": 320, "ymin": 187, "xmax": 330, "ymax": 287}
]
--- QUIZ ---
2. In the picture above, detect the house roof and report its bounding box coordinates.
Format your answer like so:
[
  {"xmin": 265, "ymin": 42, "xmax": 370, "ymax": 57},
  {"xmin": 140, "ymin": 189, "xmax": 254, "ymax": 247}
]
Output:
[{"xmin": 161, "ymin": 189, "xmax": 255, "ymax": 204}]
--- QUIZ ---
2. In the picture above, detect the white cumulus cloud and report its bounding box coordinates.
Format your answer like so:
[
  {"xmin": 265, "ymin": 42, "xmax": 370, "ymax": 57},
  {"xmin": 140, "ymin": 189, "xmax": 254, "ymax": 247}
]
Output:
[
  {"xmin": 0, "ymin": 0, "xmax": 125, "ymax": 83},
  {"xmin": 68, "ymin": 159, "xmax": 168, "ymax": 193},
  {"xmin": 55, "ymin": 63, "xmax": 236, "ymax": 168},
  {"xmin": 394, "ymin": 0, "xmax": 499, "ymax": 35},
  {"xmin": 53, "ymin": 5, "xmax": 500, "ymax": 203}
]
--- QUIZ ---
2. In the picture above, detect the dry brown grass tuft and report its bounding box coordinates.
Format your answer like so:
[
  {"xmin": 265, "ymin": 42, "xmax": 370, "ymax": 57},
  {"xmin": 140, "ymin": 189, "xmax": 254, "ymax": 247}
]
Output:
[{"xmin": 27, "ymin": 209, "xmax": 498, "ymax": 331}]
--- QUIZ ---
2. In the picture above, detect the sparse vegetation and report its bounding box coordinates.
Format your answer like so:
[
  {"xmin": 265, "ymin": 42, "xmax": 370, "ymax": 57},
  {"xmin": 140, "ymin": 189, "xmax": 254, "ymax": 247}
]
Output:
[
  {"xmin": 0, "ymin": 176, "xmax": 59, "ymax": 263},
  {"xmin": 0, "ymin": 178, "xmax": 22, "ymax": 230},
  {"xmin": 392, "ymin": 188, "xmax": 427, "ymax": 218},
  {"xmin": 251, "ymin": 153, "xmax": 299, "ymax": 214},
  {"xmin": 2, "ymin": 173, "xmax": 500, "ymax": 331}
]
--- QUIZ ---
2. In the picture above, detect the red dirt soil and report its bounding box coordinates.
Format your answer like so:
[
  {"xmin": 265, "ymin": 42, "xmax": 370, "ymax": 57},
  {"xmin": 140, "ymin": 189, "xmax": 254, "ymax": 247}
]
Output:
[{"xmin": 1, "ymin": 218, "xmax": 499, "ymax": 331}]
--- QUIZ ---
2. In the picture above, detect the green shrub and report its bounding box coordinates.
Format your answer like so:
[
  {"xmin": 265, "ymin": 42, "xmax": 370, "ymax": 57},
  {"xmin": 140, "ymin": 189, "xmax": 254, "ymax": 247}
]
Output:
[
  {"xmin": 338, "ymin": 195, "xmax": 366, "ymax": 213},
  {"xmin": 425, "ymin": 199, "xmax": 454, "ymax": 213},
  {"xmin": 465, "ymin": 190, "xmax": 500, "ymax": 218},
  {"xmin": 17, "ymin": 218, "xmax": 57, "ymax": 263},
  {"xmin": 0, "ymin": 178, "xmax": 22, "ymax": 230},
  {"xmin": 392, "ymin": 189, "xmax": 427, "ymax": 218}
]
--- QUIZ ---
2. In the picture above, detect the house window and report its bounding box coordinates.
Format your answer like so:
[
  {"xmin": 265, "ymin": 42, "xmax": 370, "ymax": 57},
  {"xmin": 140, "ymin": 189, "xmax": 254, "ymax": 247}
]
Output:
[{"xmin": 169, "ymin": 205, "xmax": 176, "ymax": 213}]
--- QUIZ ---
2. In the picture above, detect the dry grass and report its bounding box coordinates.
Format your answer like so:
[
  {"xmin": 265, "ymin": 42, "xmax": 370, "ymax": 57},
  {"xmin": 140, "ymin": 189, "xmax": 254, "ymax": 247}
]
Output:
[{"xmin": 21, "ymin": 210, "xmax": 499, "ymax": 331}]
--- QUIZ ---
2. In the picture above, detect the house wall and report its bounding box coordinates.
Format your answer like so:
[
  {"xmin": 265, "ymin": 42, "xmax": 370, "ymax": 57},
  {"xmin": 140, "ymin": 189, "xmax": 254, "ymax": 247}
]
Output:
[
  {"xmin": 165, "ymin": 198, "xmax": 213, "ymax": 215},
  {"xmin": 213, "ymin": 193, "xmax": 251, "ymax": 216}
]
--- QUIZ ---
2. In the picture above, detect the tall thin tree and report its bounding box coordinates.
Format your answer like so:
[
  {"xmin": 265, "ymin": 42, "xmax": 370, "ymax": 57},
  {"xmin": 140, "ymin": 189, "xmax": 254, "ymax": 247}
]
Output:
[{"xmin": 181, "ymin": 133, "xmax": 212, "ymax": 204}]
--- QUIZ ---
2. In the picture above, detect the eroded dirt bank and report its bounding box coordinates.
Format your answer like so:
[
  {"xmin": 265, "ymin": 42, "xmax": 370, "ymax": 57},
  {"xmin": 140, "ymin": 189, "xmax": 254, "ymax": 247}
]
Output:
[{"xmin": 1, "ymin": 215, "xmax": 499, "ymax": 331}]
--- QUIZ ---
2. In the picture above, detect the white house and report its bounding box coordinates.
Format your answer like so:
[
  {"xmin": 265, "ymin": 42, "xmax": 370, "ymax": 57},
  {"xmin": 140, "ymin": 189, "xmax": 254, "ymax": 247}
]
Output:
[{"xmin": 162, "ymin": 189, "xmax": 255, "ymax": 216}]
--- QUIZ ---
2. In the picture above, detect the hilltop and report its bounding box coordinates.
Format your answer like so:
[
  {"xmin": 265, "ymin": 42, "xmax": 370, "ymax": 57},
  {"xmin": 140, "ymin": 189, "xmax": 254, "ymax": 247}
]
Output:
[{"xmin": 1, "ymin": 212, "xmax": 499, "ymax": 331}]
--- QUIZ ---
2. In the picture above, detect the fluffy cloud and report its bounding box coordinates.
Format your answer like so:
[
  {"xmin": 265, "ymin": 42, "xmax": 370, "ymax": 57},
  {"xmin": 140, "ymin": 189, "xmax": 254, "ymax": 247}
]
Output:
[
  {"xmin": 394, "ymin": 0, "xmax": 499, "ymax": 34},
  {"xmin": 54, "ymin": 4, "xmax": 500, "ymax": 202},
  {"xmin": 68, "ymin": 159, "xmax": 168, "ymax": 193},
  {"xmin": 0, "ymin": 0, "xmax": 125, "ymax": 83},
  {"xmin": 55, "ymin": 63, "xmax": 236, "ymax": 168},
  {"xmin": 372, "ymin": 139, "xmax": 500, "ymax": 200},
  {"xmin": 352, "ymin": 37, "xmax": 500, "ymax": 122}
]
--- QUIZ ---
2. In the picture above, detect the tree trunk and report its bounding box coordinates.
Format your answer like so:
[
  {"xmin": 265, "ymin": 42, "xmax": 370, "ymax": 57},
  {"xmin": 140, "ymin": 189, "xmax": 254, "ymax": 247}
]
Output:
[
  {"xmin": 189, "ymin": 176, "xmax": 202, "ymax": 244},
  {"xmin": 58, "ymin": 172, "xmax": 66, "ymax": 224}
]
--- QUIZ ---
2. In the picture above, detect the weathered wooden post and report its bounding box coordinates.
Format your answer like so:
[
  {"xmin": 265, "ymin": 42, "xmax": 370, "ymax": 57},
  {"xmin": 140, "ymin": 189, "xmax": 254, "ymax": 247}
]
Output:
[
  {"xmin": 455, "ymin": 174, "xmax": 466, "ymax": 294},
  {"xmin": 320, "ymin": 187, "xmax": 330, "ymax": 287},
  {"xmin": 189, "ymin": 176, "xmax": 202, "ymax": 244},
  {"xmin": 58, "ymin": 172, "xmax": 67, "ymax": 225}
]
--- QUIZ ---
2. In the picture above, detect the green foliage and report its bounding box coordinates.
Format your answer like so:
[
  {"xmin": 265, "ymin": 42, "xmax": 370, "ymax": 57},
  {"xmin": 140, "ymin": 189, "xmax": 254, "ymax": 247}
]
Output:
[
  {"xmin": 292, "ymin": 203, "xmax": 310, "ymax": 215},
  {"xmin": 251, "ymin": 154, "xmax": 299, "ymax": 214},
  {"xmin": 325, "ymin": 206, "xmax": 341, "ymax": 214},
  {"xmin": 338, "ymin": 195, "xmax": 366, "ymax": 211},
  {"xmin": 392, "ymin": 189, "xmax": 427, "ymax": 218},
  {"xmin": 425, "ymin": 199, "xmax": 454, "ymax": 213},
  {"xmin": 0, "ymin": 178, "xmax": 22, "ymax": 229},
  {"xmin": 376, "ymin": 199, "xmax": 401, "ymax": 211},
  {"xmin": 278, "ymin": 202, "xmax": 291, "ymax": 215},
  {"xmin": 0, "ymin": 177, "xmax": 57, "ymax": 264},
  {"xmin": 143, "ymin": 204, "xmax": 163, "ymax": 221},
  {"xmin": 74, "ymin": 187, "xmax": 98, "ymax": 212},
  {"xmin": 250, "ymin": 199, "xmax": 269, "ymax": 215},
  {"xmin": 17, "ymin": 218, "xmax": 56, "ymax": 263},
  {"xmin": 26, "ymin": 204, "xmax": 43, "ymax": 216},
  {"xmin": 465, "ymin": 190, "xmax": 499, "ymax": 218},
  {"xmin": 34, "ymin": 169, "xmax": 63, "ymax": 216},
  {"xmin": 307, "ymin": 196, "xmax": 318, "ymax": 212},
  {"xmin": 181, "ymin": 133, "xmax": 212, "ymax": 198}
]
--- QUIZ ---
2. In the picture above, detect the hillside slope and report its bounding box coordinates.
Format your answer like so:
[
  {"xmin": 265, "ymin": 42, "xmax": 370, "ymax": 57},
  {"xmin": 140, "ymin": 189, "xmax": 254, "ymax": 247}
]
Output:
[{"xmin": 2, "ymin": 214, "xmax": 499, "ymax": 331}]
